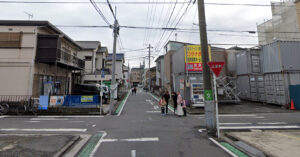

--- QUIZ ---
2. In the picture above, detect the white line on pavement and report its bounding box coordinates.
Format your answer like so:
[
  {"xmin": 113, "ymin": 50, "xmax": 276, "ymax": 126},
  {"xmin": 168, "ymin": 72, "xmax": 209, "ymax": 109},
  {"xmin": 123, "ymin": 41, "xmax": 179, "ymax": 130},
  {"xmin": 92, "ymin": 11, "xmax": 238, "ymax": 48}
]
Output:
[
  {"xmin": 131, "ymin": 150, "xmax": 136, "ymax": 157},
  {"xmin": 69, "ymin": 121, "xmax": 84, "ymax": 123},
  {"xmin": 220, "ymin": 123, "xmax": 252, "ymax": 125},
  {"xmin": 121, "ymin": 137, "xmax": 159, "ymax": 142},
  {"xmin": 257, "ymin": 122, "xmax": 287, "ymax": 125},
  {"xmin": 198, "ymin": 129, "xmax": 205, "ymax": 133},
  {"xmin": 90, "ymin": 131, "xmax": 107, "ymax": 157},
  {"xmin": 31, "ymin": 118, "xmax": 69, "ymax": 121},
  {"xmin": 220, "ymin": 125, "xmax": 300, "ymax": 130},
  {"xmin": 117, "ymin": 91, "xmax": 130, "ymax": 117},
  {"xmin": 253, "ymin": 116, "xmax": 265, "ymax": 118},
  {"xmin": 102, "ymin": 137, "xmax": 159, "ymax": 142},
  {"xmin": 146, "ymin": 111, "xmax": 160, "ymax": 113},
  {"xmin": 153, "ymin": 106, "xmax": 159, "ymax": 110},
  {"xmin": 0, "ymin": 128, "xmax": 87, "ymax": 132},
  {"xmin": 24, "ymin": 121, "xmax": 40, "ymax": 123},
  {"xmin": 92, "ymin": 125, "xmax": 96, "ymax": 127},
  {"xmin": 209, "ymin": 138, "xmax": 238, "ymax": 157},
  {"xmin": 1, "ymin": 115, "xmax": 104, "ymax": 118}
]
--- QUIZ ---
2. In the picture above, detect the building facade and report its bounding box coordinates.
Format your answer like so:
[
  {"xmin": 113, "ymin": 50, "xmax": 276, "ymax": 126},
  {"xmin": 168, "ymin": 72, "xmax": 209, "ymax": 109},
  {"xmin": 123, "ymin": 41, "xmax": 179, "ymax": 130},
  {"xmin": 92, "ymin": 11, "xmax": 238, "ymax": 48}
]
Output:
[{"xmin": 0, "ymin": 20, "xmax": 84, "ymax": 97}]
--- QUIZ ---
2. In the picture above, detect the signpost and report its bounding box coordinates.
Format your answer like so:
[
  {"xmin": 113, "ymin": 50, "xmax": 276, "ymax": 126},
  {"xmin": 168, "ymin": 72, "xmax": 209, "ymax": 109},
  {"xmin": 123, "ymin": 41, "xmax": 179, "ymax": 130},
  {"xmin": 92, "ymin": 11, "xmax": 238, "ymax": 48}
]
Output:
[{"xmin": 208, "ymin": 61, "xmax": 225, "ymax": 138}]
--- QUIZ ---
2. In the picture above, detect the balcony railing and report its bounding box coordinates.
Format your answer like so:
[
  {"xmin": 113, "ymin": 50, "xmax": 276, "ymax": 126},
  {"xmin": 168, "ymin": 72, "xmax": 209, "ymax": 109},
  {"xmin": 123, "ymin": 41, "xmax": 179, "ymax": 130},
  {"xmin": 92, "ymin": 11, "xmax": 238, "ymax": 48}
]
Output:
[{"xmin": 36, "ymin": 48, "xmax": 85, "ymax": 70}]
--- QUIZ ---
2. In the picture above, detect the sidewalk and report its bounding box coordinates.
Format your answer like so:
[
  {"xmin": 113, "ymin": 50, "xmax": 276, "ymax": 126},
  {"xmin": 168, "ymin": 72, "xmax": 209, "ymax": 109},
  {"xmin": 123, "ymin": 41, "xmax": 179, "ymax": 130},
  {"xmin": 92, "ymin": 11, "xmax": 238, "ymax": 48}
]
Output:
[
  {"xmin": 0, "ymin": 134, "xmax": 79, "ymax": 157},
  {"xmin": 225, "ymin": 130, "xmax": 300, "ymax": 157}
]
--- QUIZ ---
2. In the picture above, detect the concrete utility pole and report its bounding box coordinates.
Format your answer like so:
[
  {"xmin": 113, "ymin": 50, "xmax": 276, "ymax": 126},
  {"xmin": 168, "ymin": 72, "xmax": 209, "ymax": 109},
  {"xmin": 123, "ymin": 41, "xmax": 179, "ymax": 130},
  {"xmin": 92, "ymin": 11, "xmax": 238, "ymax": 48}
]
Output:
[
  {"xmin": 147, "ymin": 44, "xmax": 152, "ymax": 91},
  {"xmin": 197, "ymin": 0, "xmax": 216, "ymax": 136},
  {"xmin": 109, "ymin": 12, "xmax": 119, "ymax": 115}
]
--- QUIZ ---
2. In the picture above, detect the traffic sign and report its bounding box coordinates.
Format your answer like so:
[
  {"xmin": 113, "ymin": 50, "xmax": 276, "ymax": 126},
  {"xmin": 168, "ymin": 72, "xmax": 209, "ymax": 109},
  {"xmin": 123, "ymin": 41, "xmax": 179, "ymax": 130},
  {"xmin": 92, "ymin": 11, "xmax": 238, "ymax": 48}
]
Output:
[
  {"xmin": 207, "ymin": 62, "xmax": 225, "ymax": 77},
  {"xmin": 101, "ymin": 70, "xmax": 105, "ymax": 78}
]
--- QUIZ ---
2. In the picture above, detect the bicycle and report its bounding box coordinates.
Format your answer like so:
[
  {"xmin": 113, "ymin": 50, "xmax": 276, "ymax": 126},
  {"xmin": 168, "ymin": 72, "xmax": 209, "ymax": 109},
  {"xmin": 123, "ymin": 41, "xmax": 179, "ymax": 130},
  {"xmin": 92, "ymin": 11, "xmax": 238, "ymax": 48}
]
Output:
[
  {"xmin": 24, "ymin": 98, "xmax": 41, "ymax": 115},
  {"xmin": 0, "ymin": 102, "xmax": 9, "ymax": 115}
]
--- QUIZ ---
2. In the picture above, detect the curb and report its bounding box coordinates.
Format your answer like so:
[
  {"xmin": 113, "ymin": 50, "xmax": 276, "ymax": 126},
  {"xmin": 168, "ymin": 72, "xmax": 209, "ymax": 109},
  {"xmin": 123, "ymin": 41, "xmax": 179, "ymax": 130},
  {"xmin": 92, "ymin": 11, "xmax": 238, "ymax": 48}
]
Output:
[{"xmin": 54, "ymin": 135, "xmax": 81, "ymax": 157}]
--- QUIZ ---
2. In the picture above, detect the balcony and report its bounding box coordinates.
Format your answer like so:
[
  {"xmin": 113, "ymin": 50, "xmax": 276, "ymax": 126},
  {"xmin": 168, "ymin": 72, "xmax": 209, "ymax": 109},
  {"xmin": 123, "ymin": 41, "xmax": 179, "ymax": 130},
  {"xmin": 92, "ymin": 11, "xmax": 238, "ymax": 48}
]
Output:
[{"xmin": 35, "ymin": 34, "xmax": 84, "ymax": 70}]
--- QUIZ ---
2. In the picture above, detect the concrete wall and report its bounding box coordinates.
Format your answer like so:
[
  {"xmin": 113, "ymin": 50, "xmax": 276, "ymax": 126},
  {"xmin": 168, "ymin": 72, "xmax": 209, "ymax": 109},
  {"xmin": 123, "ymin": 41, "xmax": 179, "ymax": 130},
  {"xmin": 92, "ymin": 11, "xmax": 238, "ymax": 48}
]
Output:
[{"xmin": 77, "ymin": 50, "xmax": 95, "ymax": 74}]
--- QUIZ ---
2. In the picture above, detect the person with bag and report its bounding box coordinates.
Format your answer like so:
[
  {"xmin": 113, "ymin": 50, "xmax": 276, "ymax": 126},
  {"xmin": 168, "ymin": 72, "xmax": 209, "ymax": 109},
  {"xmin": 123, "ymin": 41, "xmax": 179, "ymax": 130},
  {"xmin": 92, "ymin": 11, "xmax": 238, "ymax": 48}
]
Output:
[
  {"xmin": 176, "ymin": 91, "xmax": 184, "ymax": 117},
  {"xmin": 159, "ymin": 96, "xmax": 166, "ymax": 115}
]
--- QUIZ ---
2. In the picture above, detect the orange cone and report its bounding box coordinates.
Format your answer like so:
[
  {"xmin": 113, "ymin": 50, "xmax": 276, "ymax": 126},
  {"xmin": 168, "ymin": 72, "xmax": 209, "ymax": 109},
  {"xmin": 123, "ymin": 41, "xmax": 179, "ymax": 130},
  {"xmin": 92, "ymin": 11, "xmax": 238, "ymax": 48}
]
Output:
[{"xmin": 290, "ymin": 99, "xmax": 295, "ymax": 110}]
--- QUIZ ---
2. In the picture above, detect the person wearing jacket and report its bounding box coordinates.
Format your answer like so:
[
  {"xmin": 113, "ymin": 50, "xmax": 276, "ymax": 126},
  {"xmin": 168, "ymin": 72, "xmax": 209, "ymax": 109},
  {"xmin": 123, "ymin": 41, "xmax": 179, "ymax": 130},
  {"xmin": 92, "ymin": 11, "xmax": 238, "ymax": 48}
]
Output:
[{"xmin": 163, "ymin": 91, "xmax": 170, "ymax": 114}]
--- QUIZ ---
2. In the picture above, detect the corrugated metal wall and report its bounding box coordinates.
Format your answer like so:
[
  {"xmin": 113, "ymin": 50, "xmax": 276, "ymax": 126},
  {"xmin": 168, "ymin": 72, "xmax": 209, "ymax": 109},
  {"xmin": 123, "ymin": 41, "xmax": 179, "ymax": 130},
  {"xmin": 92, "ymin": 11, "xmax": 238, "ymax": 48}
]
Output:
[{"xmin": 236, "ymin": 49, "xmax": 261, "ymax": 75}]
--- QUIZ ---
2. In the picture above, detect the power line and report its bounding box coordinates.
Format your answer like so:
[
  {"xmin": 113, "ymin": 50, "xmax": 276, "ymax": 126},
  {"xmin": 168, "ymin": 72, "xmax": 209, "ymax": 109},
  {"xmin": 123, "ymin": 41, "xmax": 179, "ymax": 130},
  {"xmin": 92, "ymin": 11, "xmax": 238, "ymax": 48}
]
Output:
[
  {"xmin": 0, "ymin": 1, "xmax": 292, "ymax": 7},
  {"xmin": 89, "ymin": 0, "xmax": 111, "ymax": 26}
]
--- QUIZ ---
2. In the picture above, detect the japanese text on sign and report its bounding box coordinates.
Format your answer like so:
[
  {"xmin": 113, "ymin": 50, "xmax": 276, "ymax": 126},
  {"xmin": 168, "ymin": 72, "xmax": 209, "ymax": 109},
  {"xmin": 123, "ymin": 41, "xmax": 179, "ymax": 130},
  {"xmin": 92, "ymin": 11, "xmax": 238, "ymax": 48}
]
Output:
[{"xmin": 184, "ymin": 45, "xmax": 211, "ymax": 72}]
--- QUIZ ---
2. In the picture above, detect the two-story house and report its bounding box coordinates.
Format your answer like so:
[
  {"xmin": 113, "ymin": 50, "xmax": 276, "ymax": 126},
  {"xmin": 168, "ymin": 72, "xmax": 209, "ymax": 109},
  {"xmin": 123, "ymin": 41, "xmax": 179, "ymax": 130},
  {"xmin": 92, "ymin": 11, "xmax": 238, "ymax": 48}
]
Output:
[{"xmin": 0, "ymin": 20, "xmax": 84, "ymax": 97}]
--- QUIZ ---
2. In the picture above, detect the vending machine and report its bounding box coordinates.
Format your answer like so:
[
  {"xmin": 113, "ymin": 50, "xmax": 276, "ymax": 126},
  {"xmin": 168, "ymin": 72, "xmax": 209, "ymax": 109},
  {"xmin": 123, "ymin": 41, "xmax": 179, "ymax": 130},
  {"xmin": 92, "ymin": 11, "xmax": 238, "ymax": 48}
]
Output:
[{"xmin": 190, "ymin": 83, "xmax": 204, "ymax": 107}]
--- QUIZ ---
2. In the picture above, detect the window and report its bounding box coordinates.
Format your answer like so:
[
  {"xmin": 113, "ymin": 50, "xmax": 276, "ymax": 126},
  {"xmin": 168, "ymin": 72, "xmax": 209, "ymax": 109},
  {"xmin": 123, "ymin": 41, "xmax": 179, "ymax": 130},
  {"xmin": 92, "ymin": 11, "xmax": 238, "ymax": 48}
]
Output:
[
  {"xmin": 0, "ymin": 32, "xmax": 22, "ymax": 48},
  {"xmin": 85, "ymin": 56, "xmax": 92, "ymax": 61}
]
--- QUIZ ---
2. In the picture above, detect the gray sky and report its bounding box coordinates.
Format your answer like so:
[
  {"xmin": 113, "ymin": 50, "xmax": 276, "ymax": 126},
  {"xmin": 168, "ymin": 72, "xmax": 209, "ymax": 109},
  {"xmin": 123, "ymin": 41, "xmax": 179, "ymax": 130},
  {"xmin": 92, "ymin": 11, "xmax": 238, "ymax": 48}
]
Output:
[{"xmin": 0, "ymin": 0, "xmax": 279, "ymax": 67}]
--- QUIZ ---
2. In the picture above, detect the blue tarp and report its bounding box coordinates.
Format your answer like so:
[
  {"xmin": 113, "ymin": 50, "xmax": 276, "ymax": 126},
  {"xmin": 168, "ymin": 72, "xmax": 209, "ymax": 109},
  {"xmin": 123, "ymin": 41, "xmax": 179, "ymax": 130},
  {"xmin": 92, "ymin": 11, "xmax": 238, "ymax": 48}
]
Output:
[{"xmin": 39, "ymin": 96, "xmax": 49, "ymax": 110}]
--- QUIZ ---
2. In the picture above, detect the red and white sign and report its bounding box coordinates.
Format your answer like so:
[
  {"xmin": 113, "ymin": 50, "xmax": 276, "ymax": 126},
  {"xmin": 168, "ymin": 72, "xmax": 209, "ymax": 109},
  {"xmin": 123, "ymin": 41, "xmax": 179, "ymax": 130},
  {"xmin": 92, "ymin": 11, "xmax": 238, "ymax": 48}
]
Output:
[{"xmin": 207, "ymin": 62, "xmax": 225, "ymax": 77}]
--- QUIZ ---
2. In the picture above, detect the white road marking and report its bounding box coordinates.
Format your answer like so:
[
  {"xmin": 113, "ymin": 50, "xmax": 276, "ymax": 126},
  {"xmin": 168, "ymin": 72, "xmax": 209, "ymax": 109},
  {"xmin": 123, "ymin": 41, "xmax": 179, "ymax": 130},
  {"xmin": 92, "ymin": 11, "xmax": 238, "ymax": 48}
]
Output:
[
  {"xmin": 2, "ymin": 115, "xmax": 104, "ymax": 118},
  {"xmin": 220, "ymin": 123, "xmax": 252, "ymax": 125},
  {"xmin": 102, "ymin": 137, "xmax": 159, "ymax": 142},
  {"xmin": 102, "ymin": 139, "xmax": 119, "ymax": 142},
  {"xmin": 146, "ymin": 111, "xmax": 160, "ymax": 113},
  {"xmin": 92, "ymin": 125, "xmax": 96, "ymax": 127},
  {"xmin": 69, "ymin": 121, "xmax": 84, "ymax": 123},
  {"xmin": 25, "ymin": 121, "xmax": 40, "ymax": 123},
  {"xmin": 0, "ymin": 128, "xmax": 87, "ymax": 132},
  {"xmin": 153, "ymin": 106, "xmax": 159, "ymax": 110},
  {"xmin": 220, "ymin": 125, "xmax": 300, "ymax": 130},
  {"xmin": 90, "ymin": 131, "xmax": 107, "ymax": 157},
  {"xmin": 219, "ymin": 114, "xmax": 257, "ymax": 117},
  {"xmin": 117, "ymin": 90, "xmax": 130, "ymax": 117},
  {"xmin": 198, "ymin": 129, "xmax": 205, "ymax": 133},
  {"xmin": 209, "ymin": 138, "xmax": 238, "ymax": 157},
  {"xmin": 253, "ymin": 116, "xmax": 265, "ymax": 118},
  {"xmin": 31, "ymin": 118, "xmax": 69, "ymax": 121},
  {"xmin": 121, "ymin": 137, "xmax": 159, "ymax": 142},
  {"xmin": 257, "ymin": 122, "xmax": 287, "ymax": 125},
  {"xmin": 131, "ymin": 150, "xmax": 136, "ymax": 157}
]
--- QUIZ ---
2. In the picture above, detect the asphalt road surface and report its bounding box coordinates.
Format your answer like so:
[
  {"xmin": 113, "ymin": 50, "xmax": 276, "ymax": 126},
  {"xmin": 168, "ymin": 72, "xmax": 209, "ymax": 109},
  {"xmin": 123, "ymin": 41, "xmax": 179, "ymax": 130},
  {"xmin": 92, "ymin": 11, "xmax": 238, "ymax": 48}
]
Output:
[{"xmin": 0, "ymin": 89, "xmax": 299, "ymax": 157}]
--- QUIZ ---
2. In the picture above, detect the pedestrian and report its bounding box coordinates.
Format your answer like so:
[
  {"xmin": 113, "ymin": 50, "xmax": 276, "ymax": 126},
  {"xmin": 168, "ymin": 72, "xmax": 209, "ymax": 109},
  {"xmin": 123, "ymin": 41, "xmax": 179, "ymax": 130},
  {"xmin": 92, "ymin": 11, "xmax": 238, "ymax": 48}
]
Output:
[
  {"xmin": 171, "ymin": 92, "xmax": 178, "ymax": 115},
  {"xmin": 132, "ymin": 88, "xmax": 134, "ymax": 95},
  {"xmin": 176, "ymin": 91, "xmax": 184, "ymax": 117},
  {"xmin": 134, "ymin": 87, "xmax": 137, "ymax": 95},
  {"xmin": 163, "ymin": 91, "xmax": 170, "ymax": 114},
  {"xmin": 182, "ymin": 99, "xmax": 187, "ymax": 117},
  {"xmin": 159, "ymin": 96, "xmax": 166, "ymax": 115}
]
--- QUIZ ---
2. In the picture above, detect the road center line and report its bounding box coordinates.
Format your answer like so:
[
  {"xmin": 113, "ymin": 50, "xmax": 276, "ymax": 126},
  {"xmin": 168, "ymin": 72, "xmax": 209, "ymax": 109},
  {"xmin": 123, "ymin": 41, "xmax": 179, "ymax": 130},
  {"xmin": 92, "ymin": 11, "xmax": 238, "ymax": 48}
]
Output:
[{"xmin": 25, "ymin": 121, "xmax": 40, "ymax": 123}]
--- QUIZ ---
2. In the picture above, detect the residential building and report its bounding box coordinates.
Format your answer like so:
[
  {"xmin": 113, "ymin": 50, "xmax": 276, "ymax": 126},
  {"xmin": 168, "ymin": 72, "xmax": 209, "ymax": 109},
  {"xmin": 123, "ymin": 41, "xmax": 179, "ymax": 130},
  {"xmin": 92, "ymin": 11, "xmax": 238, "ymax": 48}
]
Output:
[
  {"xmin": 76, "ymin": 41, "xmax": 109, "ymax": 84},
  {"xmin": 142, "ymin": 67, "xmax": 156, "ymax": 88},
  {"xmin": 155, "ymin": 55, "xmax": 165, "ymax": 87},
  {"xmin": 123, "ymin": 65, "xmax": 129, "ymax": 88},
  {"xmin": 105, "ymin": 53, "xmax": 125, "ymax": 83},
  {"xmin": 130, "ymin": 67, "xmax": 143, "ymax": 86},
  {"xmin": 0, "ymin": 20, "xmax": 84, "ymax": 97},
  {"xmin": 257, "ymin": 0, "xmax": 300, "ymax": 45}
]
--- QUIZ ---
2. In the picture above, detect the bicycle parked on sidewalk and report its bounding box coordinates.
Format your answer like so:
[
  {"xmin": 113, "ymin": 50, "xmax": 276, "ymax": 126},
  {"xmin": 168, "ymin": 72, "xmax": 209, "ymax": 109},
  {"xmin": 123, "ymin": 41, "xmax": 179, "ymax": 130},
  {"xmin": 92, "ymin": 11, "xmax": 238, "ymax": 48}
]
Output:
[{"xmin": 0, "ymin": 102, "xmax": 9, "ymax": 115}]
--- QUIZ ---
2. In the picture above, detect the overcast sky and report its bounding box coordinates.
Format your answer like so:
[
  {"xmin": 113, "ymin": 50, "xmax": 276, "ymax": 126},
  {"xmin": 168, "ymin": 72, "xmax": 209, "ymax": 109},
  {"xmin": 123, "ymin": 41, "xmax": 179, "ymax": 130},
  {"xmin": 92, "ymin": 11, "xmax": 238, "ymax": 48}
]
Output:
[{"xmin": 0, "ymin": 0, "xmax": 281, "ymax": 67}]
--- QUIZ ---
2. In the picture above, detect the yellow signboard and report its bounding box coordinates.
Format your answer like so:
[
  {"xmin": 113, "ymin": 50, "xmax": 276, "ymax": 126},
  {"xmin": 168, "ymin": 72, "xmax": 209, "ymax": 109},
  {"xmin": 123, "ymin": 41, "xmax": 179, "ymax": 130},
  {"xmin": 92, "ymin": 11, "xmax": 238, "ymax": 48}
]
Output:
[{"xmin": 184, "ymin": 45, "xmax": 211, "ymax": 71}]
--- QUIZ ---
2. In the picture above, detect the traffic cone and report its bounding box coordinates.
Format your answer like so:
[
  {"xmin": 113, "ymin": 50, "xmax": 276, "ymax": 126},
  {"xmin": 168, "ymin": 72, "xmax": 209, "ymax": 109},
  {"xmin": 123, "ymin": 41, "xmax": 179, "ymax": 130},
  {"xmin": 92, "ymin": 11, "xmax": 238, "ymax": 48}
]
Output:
[{"xmin": 290, "ymin": 99, "xmax": 295, "ymax": 110}]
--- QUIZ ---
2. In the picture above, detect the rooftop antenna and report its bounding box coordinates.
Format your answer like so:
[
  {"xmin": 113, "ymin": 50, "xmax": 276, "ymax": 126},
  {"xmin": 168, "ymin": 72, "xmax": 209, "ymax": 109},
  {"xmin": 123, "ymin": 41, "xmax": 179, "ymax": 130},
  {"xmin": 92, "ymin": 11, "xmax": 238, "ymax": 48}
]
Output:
[{"xmin": 24, "ymin": 11, "xmax": 33, "ymax": 20}]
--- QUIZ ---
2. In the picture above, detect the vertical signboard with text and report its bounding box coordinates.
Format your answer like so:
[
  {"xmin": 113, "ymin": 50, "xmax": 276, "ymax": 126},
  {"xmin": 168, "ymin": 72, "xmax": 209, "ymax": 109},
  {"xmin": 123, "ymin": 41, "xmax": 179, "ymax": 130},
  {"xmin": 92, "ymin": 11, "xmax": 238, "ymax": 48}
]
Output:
[{"xmin": 184, "ymin": 45, "xmax": 211, "ymax": 72}]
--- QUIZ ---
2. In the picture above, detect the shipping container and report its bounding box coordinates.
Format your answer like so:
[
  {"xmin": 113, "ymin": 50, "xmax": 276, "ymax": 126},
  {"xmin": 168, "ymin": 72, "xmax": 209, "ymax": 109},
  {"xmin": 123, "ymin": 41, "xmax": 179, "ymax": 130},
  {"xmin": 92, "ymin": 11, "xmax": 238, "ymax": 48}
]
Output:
[
  {"xmin": 264, "ymin": 72, "xmax": 300, "ymax": 105},
  {"xmin": 236, "ymin": 75, "xmax": 251, "ymax": 100},
  {"xmin": 261, "ymin": 41, "xmax": 300, "ymax": 73},
  {"xmin": 236, "ymin": 49, "xmax": 261, "ymax": 75},
  {"xmin": 249, "ymin": 75, "xmax": 265, "ymax": 102}
]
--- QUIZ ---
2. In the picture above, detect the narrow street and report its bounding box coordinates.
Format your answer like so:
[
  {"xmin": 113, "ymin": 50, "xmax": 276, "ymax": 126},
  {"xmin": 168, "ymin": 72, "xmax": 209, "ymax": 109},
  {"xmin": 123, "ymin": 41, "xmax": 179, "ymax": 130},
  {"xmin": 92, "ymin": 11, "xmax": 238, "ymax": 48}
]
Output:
[{"xmin": 0, "ymin": 89, "xmax": 299, "ymax": 156}]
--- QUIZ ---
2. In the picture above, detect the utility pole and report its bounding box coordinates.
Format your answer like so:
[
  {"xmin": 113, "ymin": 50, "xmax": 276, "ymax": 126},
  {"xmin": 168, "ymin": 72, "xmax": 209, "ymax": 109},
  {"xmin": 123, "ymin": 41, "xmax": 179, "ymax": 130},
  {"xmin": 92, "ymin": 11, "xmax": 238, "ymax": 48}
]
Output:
[
  {"xmin": 109, "ymin": 9, "xmax": 119, "ymax": 115},
  {"xmin": 197, "ymin": 0, "xmax": 216, "ymax": 136},
  {"xmin": 147, "ymin": 44, "xmax": 152, "ymax": 91}
]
